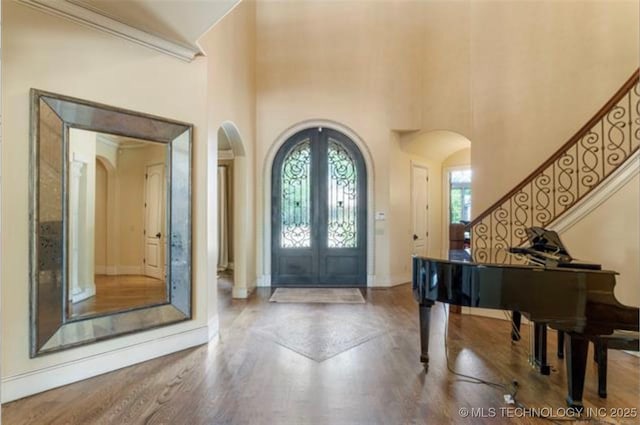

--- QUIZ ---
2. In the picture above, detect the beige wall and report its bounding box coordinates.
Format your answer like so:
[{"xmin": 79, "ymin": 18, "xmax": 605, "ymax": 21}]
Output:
[
  {"xmin": 116, "ymin": 144, "xmax": 167, "ymax": 271},
  {"xmin": 253, "ymin": 0, "xmax": 637, "ymax": 290},
  {"xmin": 470, "ymin": 0, "xmax": 639, "ymax": 214},
  {"xmin": 1, "ymin": 0, "xmax": 209, "ymax": 390},
  {"xmin": 561, "ymin": 176, "xmax": 640, "ymax": 307},
  {"xmin": 466, "ymin": 0, "xmax": 639, "ymax": 308},
  {"xmin": 443, "ymin": 148, "xmax": 471, "ymax": 169},
  {"xmin": 255, "ymin": 0, "xmax": 474, "ymax": 285},
  {"xmin": 199, "ymin": 0, "xmax": 257, "ymax": 298}
]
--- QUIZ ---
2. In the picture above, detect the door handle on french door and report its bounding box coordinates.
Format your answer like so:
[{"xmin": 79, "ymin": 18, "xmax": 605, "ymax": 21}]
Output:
[
  {"xmin": 156, "ymin": 232, "xmax": 162, "ymax": 239},
  {"xmin": 413, "ymin": 234, "xmax": 418, "ymax": 241}
]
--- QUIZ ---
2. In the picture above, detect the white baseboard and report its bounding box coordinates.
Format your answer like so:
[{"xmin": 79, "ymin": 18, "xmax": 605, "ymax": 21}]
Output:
[
  {"xmin": 461, "ymin": 307, "xmax": 530, "ymax": 324},
  {"xmin": 461, "ymin": 307, "xmax": 508, "ymax": 321},
  {"xmin": 98, "ymin": 265, "xmax": 151, "ymax": 275},
  {"xmin": 369, "ymin": 274, "xmax": 411, "ymax": 288},
  {"xmin": 257, "ymin": 274, "xmax": 271, "ymax": 287},
  {"xmin": 97, "ymin": 265, "xmax": 143, "ymax": 276},
  {"xmin": 70, "ymin": 285, "xmax": 96, "ymax": 303},
  {"xmin": 116, "ymin": 265, "xmax": 143, "ymax": 275},
  {"xmin": 208, "ymin": 317, "xmax": 220, "ymax": 342},
  {"xmin": 232, "ymin": 286, "xmax": 255, "ymax": 299},
  {"xmin": 105, "ymin": 265, "xmax": 118, "ymax": 275},
  {"xmin": 388, "ymin": 274, "xmax": 411, "ymax": 287},
  {"xmin": 1, "ymin": 326, "xmax": 210, "ymax": 403}
]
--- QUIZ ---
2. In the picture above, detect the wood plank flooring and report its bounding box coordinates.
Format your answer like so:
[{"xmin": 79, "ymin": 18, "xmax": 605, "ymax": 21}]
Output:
[
  {"xmin": 4, "ymin": 281, "xmax": 639, "ymax": 425},
  {"xmin": 69, "ymin": 274, "xmax": 166, "ymax": 318}
]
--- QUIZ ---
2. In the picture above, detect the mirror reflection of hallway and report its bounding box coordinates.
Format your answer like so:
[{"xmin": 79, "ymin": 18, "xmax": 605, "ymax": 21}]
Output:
[
  {"xmin": 67, "ymin": 128, "xmax": 169, "ymax": 319},
  {"xmin": 216, "ymin": 120, "xmax": 247, "ymax": 298},
  {"xmin": 217, "ymin": 163, "xmax": 233, "ymax": 274},
  {"xmin": 216, "ymin": 161, "xmax": 234, "ymax": 308}
]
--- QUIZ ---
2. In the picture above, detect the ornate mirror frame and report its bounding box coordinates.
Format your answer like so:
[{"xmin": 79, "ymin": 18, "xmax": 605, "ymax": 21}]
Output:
[{"xmin": 29, "ymin": 89, "xmax": 193, "ymax": 357}]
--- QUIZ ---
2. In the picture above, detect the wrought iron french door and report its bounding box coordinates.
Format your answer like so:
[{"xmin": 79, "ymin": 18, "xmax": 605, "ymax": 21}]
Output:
[{"xmin": 271, "ymin": 127, "xmax": 367, "ymax": 286}]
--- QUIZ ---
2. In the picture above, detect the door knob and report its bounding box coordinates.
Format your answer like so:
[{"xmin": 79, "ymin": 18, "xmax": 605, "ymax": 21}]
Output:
[
  {"xmin": 413, "ymin": 234, "xmax": 418, "ymax": 241},
  {"xmin": 156, "ymin": 232, "xmax": 162, "ymax": 238}
]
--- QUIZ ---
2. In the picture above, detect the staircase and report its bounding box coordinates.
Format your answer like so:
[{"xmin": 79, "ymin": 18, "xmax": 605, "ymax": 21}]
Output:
[{"xmin": 471, "ymin": 70, "xmax": 640, "ymax": 262}]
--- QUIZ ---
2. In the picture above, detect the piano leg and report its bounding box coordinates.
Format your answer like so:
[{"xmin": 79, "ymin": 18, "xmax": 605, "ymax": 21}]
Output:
[
  {"xmin": 511, "ymin": 311, "xmax": 521, "ymax": 341},
  {"xmin": 534, "ymin": 323, "xmax": 551, "ymax": 375},
  {"xmin": 595, "ymin": 340, "xmax": 608, "ymax": 398},
  {"xmin": 565, "ymin": 333, "xmax": 589, "ymax": 410},
  {"xmin": 419, "ymin": 301, "xmax": 434, "ymax": 370},
  {"xmin": 557, "ymin": 331, "xmax": 564, "ymax": 358}
]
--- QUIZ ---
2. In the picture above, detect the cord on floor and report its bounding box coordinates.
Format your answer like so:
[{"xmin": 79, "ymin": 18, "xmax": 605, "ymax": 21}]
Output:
[{"xmin": 441, "ymin": 303, "xmax": 617, "ymax": 425}]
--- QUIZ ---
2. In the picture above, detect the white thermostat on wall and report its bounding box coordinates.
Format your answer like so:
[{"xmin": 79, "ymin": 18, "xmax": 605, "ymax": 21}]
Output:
[{"xmin": 375, "ymin": 212, "xmax": 386, "ymax": 221}]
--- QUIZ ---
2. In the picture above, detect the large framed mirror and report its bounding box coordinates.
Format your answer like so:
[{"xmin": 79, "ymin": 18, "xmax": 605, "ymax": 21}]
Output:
[{"xmin": 30, "ymin": 89, "xmax": 192, "ymax": 357}]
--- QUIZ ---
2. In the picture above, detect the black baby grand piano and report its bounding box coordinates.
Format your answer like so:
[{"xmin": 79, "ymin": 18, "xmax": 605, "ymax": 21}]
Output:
[{"xmin": 412, "ymin": 231, "xmax": 639, "ymax": 409}]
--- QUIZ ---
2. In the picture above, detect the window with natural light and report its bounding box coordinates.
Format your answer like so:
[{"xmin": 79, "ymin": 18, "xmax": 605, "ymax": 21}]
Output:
[{"xmin": 449, "ymin": 169, "xmax": 471, "ymax": 224}]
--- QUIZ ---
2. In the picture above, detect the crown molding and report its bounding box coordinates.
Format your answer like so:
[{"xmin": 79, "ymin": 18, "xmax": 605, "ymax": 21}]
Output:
[
  {"xmin": 96, "ymin": 134, "xmax": 119, "ymax": 149},
  {"xmin": 118, "ymin": 144, "xmax": 148, "ymax": 150},
  {"xmin": 17, "ymin": 0, "xmax": 202, "ymax": 62}
]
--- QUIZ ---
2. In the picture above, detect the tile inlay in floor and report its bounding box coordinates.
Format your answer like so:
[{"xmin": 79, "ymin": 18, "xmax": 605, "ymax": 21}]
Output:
[{"xmin": 254, "ymin": 310, "xmax": 385, "ymax": 362}]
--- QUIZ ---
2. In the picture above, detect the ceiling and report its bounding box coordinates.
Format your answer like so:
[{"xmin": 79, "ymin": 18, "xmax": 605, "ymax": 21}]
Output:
[
  {"xmin": 218, "ymin": 129, "xmax": 232, "ymax": 150},
  {"xmin": 400, "ymin": 130, "xmax": 471, "ymax": 162},
  {"xmin": 97, "ymin": 133, "xmax": 156, "ymax": 148},
  {"xmin": 70, "ymin": 0, "xmax": 240, "ymax": 51}
]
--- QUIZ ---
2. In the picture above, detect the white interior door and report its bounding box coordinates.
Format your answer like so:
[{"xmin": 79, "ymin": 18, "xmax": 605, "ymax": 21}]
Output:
[
  {"xmin": 144, "ymin": 163, "xmax": 165, "ymax": 279},
  {"xmin": 411, "ymin": 164, "xmax": 429, "ymax": 256}
]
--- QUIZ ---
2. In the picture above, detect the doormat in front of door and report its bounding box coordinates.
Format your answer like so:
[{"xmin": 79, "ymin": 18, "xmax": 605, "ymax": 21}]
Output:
[{"xmin": 269, "ymin": 288, "xmax": 365, "ymax": 304}]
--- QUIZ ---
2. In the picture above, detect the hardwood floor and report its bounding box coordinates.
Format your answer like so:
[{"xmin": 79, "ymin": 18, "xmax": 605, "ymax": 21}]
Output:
[
  {"xmin": 4, "ymin": 282, "xmax": 639, "ymax": 425},
  {"xmin": 69, "ymin": 274, "xmax": 167, "ymax": 318}
]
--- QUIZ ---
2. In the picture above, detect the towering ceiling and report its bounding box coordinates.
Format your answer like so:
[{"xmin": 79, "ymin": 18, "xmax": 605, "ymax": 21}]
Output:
[
  {"xmin": 19, "ymin": 0, "xmax": 240, "ymax": 60},
  {"xmin": 72, "ymin": 0, "xmax": 240, "ymax": 50}
]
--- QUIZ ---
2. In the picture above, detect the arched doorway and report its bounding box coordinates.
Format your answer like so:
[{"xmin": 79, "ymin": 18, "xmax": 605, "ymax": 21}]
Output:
[
  {"xmin": 216, "ymin": 120, "xmax": 251, "ymax": 298},
  {"xmin": 271, "ymin": 127, "xmax": 367, "ymax": 286}
]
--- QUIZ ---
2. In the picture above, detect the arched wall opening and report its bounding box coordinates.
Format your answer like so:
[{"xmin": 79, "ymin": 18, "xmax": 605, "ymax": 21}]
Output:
[
  {"xmin": 215, "ymin": 120, "xmax": 250, "ymax": 298},
  {"xmin": 218, "ymin": 120, "xmax": 246, "ymax": 157},
  {"xmin": 395, "ymin": 129, "xmax": 472, "ymax": 263},
  {"xmin": 95, "ymin": 155, "xmax": 118, "ymax": 275},
  {"xmin": 399, "ymin": 130, "xmax": 471, "ymax": 162},
  {"xmin": 261, "ymin": 119, "xmax": 376, "ymax": 286}
]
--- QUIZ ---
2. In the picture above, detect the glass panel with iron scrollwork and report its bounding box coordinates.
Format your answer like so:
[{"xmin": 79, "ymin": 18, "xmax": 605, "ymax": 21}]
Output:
[
  {"xmin": 327, "ymin": 139, "xmax": 358, "ymax": 248},
  {"xmin": 281, "ymin": 140, "xmax": 312, "ymax": 248}
]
